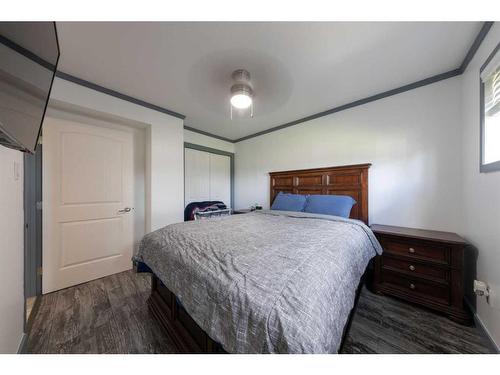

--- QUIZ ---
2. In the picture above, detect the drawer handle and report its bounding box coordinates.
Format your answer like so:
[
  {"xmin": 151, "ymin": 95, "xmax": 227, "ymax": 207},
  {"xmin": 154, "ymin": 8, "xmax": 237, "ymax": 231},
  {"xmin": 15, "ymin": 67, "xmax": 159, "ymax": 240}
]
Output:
[
  {"xmin": 409, "ymin": 265, "xmax": 416, "ymax": 271},
  {"xmin": 408, "ymin": 247, "xmax": 415, "ymax": 254},
  {"xmin": 409, "ymin": 283, "xmax": 416, "ymax": 290}
]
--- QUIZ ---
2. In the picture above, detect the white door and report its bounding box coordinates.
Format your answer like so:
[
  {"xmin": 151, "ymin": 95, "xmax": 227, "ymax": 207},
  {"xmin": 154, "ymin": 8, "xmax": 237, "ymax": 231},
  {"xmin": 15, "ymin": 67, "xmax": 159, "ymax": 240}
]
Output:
[
  {"xmin": 209, "ymin": 153, "xmax": 231, "ymax": 207},
  {"xmin": 184, "ymin": 148, "xmax": 210, "ymax": 206},
  {"xmin": 42, "ymin": 117, "xmax": 134, "ymax": 293}
]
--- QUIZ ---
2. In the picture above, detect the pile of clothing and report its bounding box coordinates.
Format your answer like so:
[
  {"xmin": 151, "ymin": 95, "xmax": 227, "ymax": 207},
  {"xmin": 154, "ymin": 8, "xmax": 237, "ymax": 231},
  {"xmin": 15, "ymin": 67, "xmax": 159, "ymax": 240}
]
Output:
[{"xmin": 184, "ymin": 201, "xmax": 228, "ymax": 221}]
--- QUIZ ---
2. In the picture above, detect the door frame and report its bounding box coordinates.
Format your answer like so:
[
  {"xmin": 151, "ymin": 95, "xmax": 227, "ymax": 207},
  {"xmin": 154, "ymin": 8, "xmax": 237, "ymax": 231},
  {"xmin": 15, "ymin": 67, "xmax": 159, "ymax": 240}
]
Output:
[
  {"xmin": 184, "ymin": 142, "xmax": 234, "ymax": 209},
  {"xmin": 24, "ymin": 144, "xmax": 42, "ymax": 299},
  {"xmin": 23, "ymin": 142, "xmax": 43, "ymax": 335}
]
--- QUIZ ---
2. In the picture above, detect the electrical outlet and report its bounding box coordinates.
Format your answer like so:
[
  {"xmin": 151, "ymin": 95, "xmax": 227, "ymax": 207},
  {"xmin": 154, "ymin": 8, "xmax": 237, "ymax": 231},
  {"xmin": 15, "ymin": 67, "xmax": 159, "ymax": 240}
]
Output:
[
  {"xmin": 473, "ymin": 280, "xmax": 500, "ymax": 309},
  {"xmin": 474, "ymin": 280, "xmax": 489, "ymax": 297}
]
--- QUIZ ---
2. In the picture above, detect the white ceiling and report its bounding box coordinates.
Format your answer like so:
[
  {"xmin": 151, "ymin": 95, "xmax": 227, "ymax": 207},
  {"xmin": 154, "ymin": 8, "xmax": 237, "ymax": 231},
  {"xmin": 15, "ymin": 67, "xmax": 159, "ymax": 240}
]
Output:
[{"xmin": 56, "ymin": 22, "xmax": 482, "ymax": 141}]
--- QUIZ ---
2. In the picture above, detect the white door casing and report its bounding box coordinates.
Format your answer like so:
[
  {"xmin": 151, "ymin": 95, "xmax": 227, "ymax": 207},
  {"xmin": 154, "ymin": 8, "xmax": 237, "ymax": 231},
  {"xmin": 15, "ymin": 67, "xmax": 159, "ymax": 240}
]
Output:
[{"xmin": 42, "ymin": 117, "xmax": 134, "ymax": 293}]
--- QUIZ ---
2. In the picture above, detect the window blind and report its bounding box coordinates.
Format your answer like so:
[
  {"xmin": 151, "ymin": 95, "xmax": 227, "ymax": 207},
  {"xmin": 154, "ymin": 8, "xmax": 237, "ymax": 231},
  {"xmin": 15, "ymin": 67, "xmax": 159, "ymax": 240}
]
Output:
[{"xmin": 484, "ymin": 65, "xmax": 500, "ymax": 116}]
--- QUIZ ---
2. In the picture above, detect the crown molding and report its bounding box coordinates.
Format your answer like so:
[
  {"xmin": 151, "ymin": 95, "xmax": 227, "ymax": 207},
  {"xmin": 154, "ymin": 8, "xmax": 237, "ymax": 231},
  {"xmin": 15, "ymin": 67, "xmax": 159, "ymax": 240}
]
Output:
[
  {"xmin": 459, "ymin": 22, "xmax": 494, "ymax": 73},
  {"xmin": 183, "ymin": 126, "xmax": 235, "ymax": 143},
  {"xmin": 235, "ymin": 69, "xmax": 461, "ymax": 142},
  {"xmin": 55, "ymin": 71, "xmax": 186, "ymax": 120}
]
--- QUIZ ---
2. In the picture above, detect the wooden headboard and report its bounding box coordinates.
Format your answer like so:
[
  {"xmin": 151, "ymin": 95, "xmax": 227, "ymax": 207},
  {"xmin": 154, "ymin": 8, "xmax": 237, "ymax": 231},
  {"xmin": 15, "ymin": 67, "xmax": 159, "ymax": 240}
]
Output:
[{"xmin": 269, "ymin": 163, "xmax": 371, "ymax": 224}]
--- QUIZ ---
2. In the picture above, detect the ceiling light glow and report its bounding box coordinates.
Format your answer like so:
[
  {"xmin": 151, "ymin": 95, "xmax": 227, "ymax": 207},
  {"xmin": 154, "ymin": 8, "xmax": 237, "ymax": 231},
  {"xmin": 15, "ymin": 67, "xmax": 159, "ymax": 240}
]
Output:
[
  {"xmin": 230, "ymin": 69, "xmax": 254, "ymax": 118},
  {"xmin": 230, "ymin": 93, "xmax": 252, "ymax": 109}
]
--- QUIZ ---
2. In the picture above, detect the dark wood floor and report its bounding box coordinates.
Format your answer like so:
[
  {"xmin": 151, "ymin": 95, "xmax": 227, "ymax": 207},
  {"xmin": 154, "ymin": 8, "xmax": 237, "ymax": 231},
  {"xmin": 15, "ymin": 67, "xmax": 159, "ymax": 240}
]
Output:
[{"xmin": 26, "ymin": 270, "xmax": 495, "ymax": 354}]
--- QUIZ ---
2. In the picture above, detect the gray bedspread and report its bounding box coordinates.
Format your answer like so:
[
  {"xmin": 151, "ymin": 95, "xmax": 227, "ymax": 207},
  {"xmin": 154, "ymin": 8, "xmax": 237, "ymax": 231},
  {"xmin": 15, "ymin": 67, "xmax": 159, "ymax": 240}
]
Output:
[{"xmin": 136, "ymin": 210, "xmax": 382, "ymax": 353}]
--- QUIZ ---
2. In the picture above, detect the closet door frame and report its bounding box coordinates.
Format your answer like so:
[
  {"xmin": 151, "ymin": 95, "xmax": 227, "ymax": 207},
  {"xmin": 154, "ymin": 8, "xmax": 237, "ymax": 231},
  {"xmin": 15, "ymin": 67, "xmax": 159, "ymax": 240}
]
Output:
[{"xmin": 184, "ymin": 142, "xmax": 234, "ymax": 209}]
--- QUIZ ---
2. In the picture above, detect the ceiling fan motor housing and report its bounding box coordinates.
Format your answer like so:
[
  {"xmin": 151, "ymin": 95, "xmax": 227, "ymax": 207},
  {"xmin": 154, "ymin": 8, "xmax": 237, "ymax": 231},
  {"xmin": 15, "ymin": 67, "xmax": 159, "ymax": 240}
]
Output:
[{"xmin": 231, "ymin": 69, "xmax": 253, "ymax": 97}]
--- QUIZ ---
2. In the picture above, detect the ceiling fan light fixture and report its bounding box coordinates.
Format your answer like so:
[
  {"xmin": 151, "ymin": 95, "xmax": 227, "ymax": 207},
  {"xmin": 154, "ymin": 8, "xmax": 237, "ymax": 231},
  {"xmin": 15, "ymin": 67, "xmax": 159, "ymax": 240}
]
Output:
[
  {"xmin": 230, "ymin": 69, "xmax": 254, "ymax": 118},
  {"xmin": 230, "ymin": 93, "xmax": 252, "ymax": 109},
  {"xmin": 230, "ymin": 85, "xmax": 253, "ymax": 109}
]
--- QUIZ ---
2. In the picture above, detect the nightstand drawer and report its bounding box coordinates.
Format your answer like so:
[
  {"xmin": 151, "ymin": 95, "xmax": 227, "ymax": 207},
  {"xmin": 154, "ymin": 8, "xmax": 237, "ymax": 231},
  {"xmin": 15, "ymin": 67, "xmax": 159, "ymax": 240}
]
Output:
[
  {"xmin": 382, "ymin": 238, "xmax": 449, "ymax": 265},
  {"xmin": 382, "ymin": 256, "xmax": 448, "ymax": 282},
  {"xmin": 381, "ymin": 270, "xmax": 450, "ymax": 304}
]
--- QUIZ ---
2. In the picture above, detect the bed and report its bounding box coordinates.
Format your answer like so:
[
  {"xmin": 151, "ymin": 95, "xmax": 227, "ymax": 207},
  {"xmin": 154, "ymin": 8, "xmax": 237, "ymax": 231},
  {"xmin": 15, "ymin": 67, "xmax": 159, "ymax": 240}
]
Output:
[{"xmin": 136, "ymin": 163, "xmax": 382, "ymax": 353}]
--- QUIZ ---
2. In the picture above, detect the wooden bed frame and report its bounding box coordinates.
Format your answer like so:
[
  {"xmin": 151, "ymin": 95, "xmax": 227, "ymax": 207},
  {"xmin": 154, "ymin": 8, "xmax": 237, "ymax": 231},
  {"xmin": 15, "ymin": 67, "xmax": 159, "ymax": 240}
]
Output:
[{"xmin": 147, "ymin": 163, "xmax": 372, "ymax": 353}]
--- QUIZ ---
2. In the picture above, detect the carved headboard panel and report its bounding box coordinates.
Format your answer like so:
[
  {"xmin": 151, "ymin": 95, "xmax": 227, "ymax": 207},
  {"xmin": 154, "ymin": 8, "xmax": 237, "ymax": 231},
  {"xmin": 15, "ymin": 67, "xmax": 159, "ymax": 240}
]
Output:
[{"xmin": 269, "ymin": 163, "xmax": 371, "ymax": 224}]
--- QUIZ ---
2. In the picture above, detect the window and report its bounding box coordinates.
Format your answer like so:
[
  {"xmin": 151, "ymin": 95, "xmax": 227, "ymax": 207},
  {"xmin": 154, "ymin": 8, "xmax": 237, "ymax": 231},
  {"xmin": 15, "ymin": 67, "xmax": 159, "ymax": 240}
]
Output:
[{"xmin": 480, "ymin": 44, "xmax": 500, "ymax": 173}]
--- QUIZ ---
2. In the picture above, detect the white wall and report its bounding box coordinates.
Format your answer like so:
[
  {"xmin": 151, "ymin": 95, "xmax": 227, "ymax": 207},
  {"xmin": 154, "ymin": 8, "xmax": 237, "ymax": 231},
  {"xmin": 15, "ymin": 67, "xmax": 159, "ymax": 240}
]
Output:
[
  {"xmin": 49, "ymin": 78, "xmax": 185, "ymax": 231},
  {"xmin": 184, "ymin": 129, "xmax": 235, "ymax": 153},
  {"xmin": 235, "ymin": 77, "xmax": 463, "ymax": 232},
  {"xmin": 461, "ymin": 22, "xmax": 500, "ymax": 349},
  {"xmin": 0, "ymin": 146, "xmax": 24, "ymax": 353}
]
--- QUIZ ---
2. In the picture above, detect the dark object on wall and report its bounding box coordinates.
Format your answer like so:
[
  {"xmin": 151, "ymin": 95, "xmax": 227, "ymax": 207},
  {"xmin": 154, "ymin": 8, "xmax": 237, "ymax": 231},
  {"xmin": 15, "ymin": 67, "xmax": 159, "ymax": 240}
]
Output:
[
  {"xmin": 371, "ymin": 224, "xmax": 471, "ymax": 325},
  {"xmin": 184, "ymin": 201, "xmax": 227, "ymax": 221},
  {"xmin": 269, "ymin": 163, "xmax": 370, "ymax": 224},
  {"xmin": 0, "ymin": 22, "xmax": 60, "ymax": 153}
]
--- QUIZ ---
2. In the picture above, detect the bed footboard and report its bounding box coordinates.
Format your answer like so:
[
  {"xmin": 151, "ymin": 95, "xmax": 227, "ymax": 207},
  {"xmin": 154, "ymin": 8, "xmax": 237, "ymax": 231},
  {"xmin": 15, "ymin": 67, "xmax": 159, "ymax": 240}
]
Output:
[
  {"xmin": 148, "ymin": 269, "xmax": 368, "ymax": 354},
  {"xmin": 148, "ymin": 275, "xmax": 225, "ymax": 353}
]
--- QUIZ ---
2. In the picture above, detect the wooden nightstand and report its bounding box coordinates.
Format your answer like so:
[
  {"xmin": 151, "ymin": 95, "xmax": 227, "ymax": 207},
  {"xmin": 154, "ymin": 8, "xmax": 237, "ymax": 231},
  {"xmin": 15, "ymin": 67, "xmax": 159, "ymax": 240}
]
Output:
[{"xmin": 371, "ymin": 224, "xmax": 471, "ymax": 325}]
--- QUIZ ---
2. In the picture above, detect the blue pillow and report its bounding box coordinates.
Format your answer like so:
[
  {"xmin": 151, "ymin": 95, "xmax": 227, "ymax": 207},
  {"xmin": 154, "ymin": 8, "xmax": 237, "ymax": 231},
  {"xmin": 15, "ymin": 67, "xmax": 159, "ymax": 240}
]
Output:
[
  {"xmin": 271, "ymin": 192, "xmax": 307, "ymax": 212},
  {"xmin": 303, "ymin": 194, "xmax": 356, "ymax": 218}
]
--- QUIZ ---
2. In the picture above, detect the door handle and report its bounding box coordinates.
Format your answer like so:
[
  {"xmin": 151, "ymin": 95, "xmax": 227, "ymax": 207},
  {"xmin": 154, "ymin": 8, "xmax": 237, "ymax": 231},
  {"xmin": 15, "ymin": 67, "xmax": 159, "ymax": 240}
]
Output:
[{"xmin": 117, "ymin": 207, "xmax": 133, "ymax": 214}]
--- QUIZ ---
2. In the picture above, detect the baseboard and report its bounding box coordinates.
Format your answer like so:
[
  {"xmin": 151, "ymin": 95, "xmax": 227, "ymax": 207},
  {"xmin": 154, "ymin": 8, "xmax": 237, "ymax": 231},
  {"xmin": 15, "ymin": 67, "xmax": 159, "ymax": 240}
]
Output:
[
  {"xmin": 473, "ymin": 312, "xmax": 500, "ymax": 353},
  {"xmin": 25, "ymin": 295, "xmax": 41, "ymax": 333},
  {"xmin": 18, "ymin": 295, "xmax": 41, "ymax": 354},
  {"xmin": 464, "ymin": 298, "xmax": 500, "ymax": 353},
  {"xmin": 17, "ymin": 333, "xmax": 27, "ymax": 354}
]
